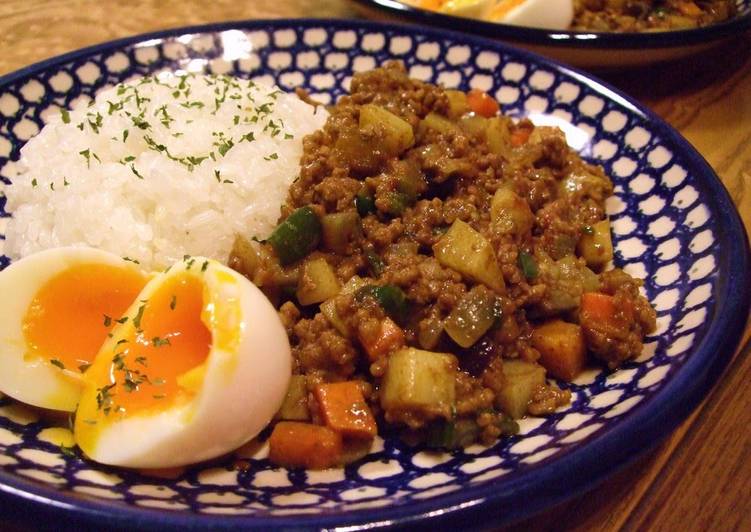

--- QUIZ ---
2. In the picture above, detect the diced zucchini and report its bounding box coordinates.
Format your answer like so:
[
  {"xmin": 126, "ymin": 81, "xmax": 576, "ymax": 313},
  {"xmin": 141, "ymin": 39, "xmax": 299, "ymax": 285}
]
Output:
[
  {"xmin": 445, "ymin": 89, "xmax": 469, "ymax": 118},
  {"xmin": 444, "ymin": 287, "xmax": 502, "ymax": 348},
  {"xmin": 426, "ymin": 418, "xmax": 480, "ymax": 450},
  {"xmin": 365, "ymin": 251, "xmax": 385, "ymax": 277},
  {"xmin": 355, "ymin": 284, "xmax": 409, "ymax": 324},
  {"xmin": 531, "ymin": 320, "xmax": 586, "ymax": 382},
  {"xmin": 433, "ymin": 219, "xmax": 505, "ymax": 293},
  {"xmin": 419, "ymin": 112, "xmax": 460, "ymax": 136},
  {"xmin": 381, "ymin": 348, "xmax": 457, "ymax": 420},
  {"xmin": 276, "ymin": 375, "xmax": 309, "ymax": 421},
  {"xmin": 321, "ymin": 211, "xmax": 361, "ymax": 254},
  {"xmin": 355, "ymin": 190, "xmax": 376, "ymax": 216},
  {"xmin": 577, "ymin": 219, "xmax": 614, "ymax": 268},
  {"xmin": 490, "ymin": 187, "xmax": 534, "ymax": 235},
  {"xmin": 296, "ymin": 257, "xmax": 341, "ymax": 306},
  {"xmin": 359, "ymin": 104, "xmax": 414, "ymax": 155},
  {"xmin": 268, "ymin": 206, "xmax": 322, "ymax": 266},
  {"xmin": 497, "ymin": 359, "xmax": 546, "ymax": 419}
]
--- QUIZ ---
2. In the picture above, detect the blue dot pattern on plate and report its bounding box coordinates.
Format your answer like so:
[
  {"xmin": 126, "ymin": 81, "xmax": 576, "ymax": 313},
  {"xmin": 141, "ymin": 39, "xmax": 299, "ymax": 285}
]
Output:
[{"xmin": 0, "ymin": 22, "xmax": 726, "ymax": 519}]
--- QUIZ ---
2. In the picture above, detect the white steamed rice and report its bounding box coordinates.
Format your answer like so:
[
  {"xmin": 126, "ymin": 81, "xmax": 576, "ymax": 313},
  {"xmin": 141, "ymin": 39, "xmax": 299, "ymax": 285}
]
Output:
[{"xmin": 3, "ymin": 73, "xmax": 328, "ymax": 270}]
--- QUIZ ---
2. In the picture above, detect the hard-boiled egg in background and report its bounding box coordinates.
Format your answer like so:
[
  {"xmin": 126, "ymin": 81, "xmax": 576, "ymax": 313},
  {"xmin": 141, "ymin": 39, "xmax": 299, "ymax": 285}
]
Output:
[
  {"xmin": 74, "ymin": 256, "xmax": 291, "ymax": 468},
  {"xmin": 0, "ymin": 247, "xmax": 148, "ymax": 412},
  {"xmin": 487, "ymin": 0, "xmax": 574, "ymax": 30},
  {"xmin": 412, "ymin": 0, "xmax": 574, "ymax": 30}
]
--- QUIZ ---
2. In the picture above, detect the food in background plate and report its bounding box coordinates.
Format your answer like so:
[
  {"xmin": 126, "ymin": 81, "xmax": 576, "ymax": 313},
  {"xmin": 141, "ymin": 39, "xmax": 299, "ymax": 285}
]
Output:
[
  {"xmin": 572, "ymin": 0, "xmax": 737, "ymax": 30},
  {"xmin": 231, "ymin": 63, "xmax": 657, "ymax": 469},
  {"xmin": 402, "ymin": 0, "xmax": 737, "ymax": 31},
  {"xmin": 2, "ymin": 73, "xmax": 327, "ymax": 271}
]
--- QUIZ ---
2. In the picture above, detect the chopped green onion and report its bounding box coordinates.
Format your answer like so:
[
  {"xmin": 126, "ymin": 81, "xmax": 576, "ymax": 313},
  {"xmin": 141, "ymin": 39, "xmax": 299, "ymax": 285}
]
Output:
[{"xmin": 518, "ymin": 250, "xmax": 538, "ymax": 279}]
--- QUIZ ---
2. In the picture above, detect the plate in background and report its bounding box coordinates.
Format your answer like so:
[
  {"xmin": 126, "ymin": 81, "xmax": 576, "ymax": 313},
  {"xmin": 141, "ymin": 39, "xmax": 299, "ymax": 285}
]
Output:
[{"xmin": 353, "ymin": 0, "xmax": 751, "ymax": 68}]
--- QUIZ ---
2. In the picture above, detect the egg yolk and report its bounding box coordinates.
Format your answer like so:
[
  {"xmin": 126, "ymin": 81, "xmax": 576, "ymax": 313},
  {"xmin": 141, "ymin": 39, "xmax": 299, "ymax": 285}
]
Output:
[
  {"xmin": 22, "ymin": 263, "xmax": 147, "ymax": 373},
  {"xmin": 488, "ymin": 0, "xmax": 525, "ymax": 19},
  {"xmin": 92, "ymin": 273, "xmax": 211, "ymax": 416}
]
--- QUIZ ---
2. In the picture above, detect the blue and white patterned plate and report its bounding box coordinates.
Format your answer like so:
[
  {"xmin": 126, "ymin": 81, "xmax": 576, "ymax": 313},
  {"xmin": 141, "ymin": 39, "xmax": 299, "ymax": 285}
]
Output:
[
  {"xmin": 0, "ymin": 19, "xmax": 749, "ymax": 530},
  {"xmin": 354, "ymin": 0, "xmax": 751, "ymax": 67}
]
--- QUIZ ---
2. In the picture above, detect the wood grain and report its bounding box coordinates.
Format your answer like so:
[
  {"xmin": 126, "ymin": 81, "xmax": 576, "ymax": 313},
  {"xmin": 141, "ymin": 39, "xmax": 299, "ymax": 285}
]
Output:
[{"xmin": 0, "ymin": 2, "xmax": 749, "ymax": 531}]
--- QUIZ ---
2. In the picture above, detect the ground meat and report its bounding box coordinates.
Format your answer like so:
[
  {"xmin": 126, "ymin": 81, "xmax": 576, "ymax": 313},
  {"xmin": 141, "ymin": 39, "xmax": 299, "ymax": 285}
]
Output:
[
  {"xmin": 528, "ymin": 383, "xmax": 572, "ymax": 416},
  {"xmin": 582, "ymin": 269, "xmax": 657, "ymax": 368},
  {"xmin": 572, "ymin": 0, "xmax": 736, "ymax": 31},
  {"xmin": 233, "ymin": 63, "xmax": 657, "ymax": 461}
]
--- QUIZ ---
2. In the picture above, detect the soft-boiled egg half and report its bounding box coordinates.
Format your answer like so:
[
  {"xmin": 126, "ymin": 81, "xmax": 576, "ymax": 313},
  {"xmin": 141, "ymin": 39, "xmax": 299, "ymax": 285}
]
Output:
[
  {"xmin": 0, "ymin": 247, "xmax": 148, "ymax": 411},
  {"xmin": 412, "ymin": 0, "xmax": 574, "ymax": 30},
  {"xmin": 73, "ymin": 256, "xmax": 291, "ymax": 468}
]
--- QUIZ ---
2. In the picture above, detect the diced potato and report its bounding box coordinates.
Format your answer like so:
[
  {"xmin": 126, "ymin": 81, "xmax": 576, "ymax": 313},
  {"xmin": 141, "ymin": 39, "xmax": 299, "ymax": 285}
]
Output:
[
  {"xmin": 268, "ymin": 422, "xmax": 342, "ymax": 470},
  {"xmin": 577, "ymin": 219, "xmax": 614, "ymax": 268},
  {"xmin": 490, "ymin": 187, "xmax": 534, "ymax": 235},
  {"xmin": 359, "ymin": 104, "xmax": 414, "ymax": 155},
  {"xmin": 485, "ymin": 116, "xmax": 513, "ymax": 159},
  {"xmin": 531, "ymin": 320, "xmax": 586, "ymax": 381},
  {"xmin": 277, "ymin": 375, "xmax": 310, "ymax": 421},
  {"xmin": 445, "ymin": 89, "xmax": 469, "ymax": 118},
  {"xmin": 321, "ymin": 276, "xmax": 370, "ymax": 337},
  {"xmin": 296, "ymin": 258, "xmax": 341, "ymax": 306},
  {"xmin": 321, "ymin": 212, "xmax": 361, "ymax": 254},
  {"xmin": 315, "ymin": 381, "xmax": 377, "ymax": 439},
  {"xmin": 228, "ymin": 234, "xmax": 260, "ymax": 279},
  {"xmin": 359, "ymin": 317, "xmax": 405, "ymax": 361},
  {"xmin": 497, "ymin": 359, "xmax": 546, "ymax": 419},
  {"xmin": 381, "ymin": 348, "xmax": 457, "ymax": 420},
  {"xmin": 433, "ymin": 219, "xmax": 505, "ymax": 293}
]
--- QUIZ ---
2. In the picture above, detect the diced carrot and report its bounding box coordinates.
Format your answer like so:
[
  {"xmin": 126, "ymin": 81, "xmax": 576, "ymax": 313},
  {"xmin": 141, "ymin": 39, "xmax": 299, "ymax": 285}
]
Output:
[
  {"xmin": 510, "ymin": 126, "xmax": 532, "ymax": 147},
  {"xmin": 531, "ymin": 320, "xmax": 586, "ymax": 381},
  {"xmin": 419, "ymin": 0, "xmax": 444, "ymax": 9},
  {"xmin": 359, "ymin": 317, "xmax": 405, "ymax": 361},
  {"xmin": 268, "ymin": 422, "xmax": 342, "ymax": 470},
  {"xmin": 580, "ymin": 292, "xmax": 635, "ymax": 327},
  {"xmin": 314, "ymin": 381, "xmax": 377, "ymax": 439},
  {"xmin": 467, "ymin": 89, "xmax": 500, "ymax": 118}
]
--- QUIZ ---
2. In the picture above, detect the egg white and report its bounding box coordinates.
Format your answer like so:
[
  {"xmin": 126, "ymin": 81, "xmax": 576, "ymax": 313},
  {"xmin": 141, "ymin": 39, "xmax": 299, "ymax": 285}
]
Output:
[
  {"xmin": 74, "ymin": 257, "xmax": 292, "ymax": 468},
  {"xmin": 0, "ymin": 247, "xmax": 147, "ymax": 412},
  {"xmin": 491, "ymin": 0, "xmax": 574, "ymax": 30}
]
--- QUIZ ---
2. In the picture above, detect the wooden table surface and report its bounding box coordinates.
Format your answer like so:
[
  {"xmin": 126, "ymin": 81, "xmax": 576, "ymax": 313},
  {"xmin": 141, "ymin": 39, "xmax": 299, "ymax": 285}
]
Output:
[{"xmin": 1, "ymin": 1, "xmax": 749, "ymax": 530}]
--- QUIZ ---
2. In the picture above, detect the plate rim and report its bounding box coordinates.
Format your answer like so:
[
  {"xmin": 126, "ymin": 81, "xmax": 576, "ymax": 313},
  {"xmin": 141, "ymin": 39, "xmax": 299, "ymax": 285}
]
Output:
[
  {"xmin": 0, "ymin": 17, "xmax": 749, "ymax": 531},
  {"xmin": 354, "ymin": 0, "xmax": 751, "ymax": 50}
]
